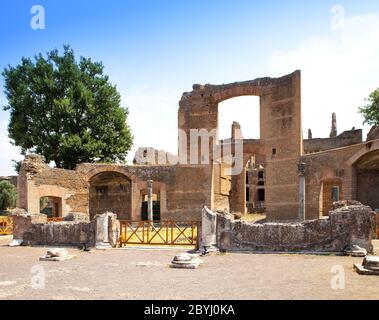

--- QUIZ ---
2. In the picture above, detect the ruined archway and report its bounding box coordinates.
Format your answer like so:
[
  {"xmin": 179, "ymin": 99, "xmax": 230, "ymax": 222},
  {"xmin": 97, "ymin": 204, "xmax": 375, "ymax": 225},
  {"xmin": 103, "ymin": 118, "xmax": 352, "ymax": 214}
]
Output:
[
  {"xmin": 218, "ymin": 96, "xmax": 260, "ymax": 140},
  {"xmin": 353, "ymin": 150, "xmax": 379, "ymax": 211},
  {"xmin": 89, "ymin": 171, "xmax": 132, "ymax": 220},
  {"xmin": 179, "ymin": 71, "xmax": 302, "ymax": 220}
]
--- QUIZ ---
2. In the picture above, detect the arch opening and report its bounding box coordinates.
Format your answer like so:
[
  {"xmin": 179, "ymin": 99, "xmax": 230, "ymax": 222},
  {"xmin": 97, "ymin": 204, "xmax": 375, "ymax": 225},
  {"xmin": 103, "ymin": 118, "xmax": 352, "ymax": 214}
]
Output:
[
  {"xmin": 354, "ymin": 150, "xmax": 379, "ymax": 211},
  {"xmin": 218, "ymin": 96, "xmax": 260, "ymax": 140},
  {"xmin": 89, "ymin": 171, "xmax": 132, "ymax": 220}
]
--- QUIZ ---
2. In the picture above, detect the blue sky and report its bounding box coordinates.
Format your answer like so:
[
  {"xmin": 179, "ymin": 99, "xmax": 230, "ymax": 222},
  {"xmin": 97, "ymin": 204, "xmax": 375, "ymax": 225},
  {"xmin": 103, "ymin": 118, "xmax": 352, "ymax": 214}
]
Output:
[{"xmin": 1, "ymin": 0, "xmax": 379, "ymax": 174}]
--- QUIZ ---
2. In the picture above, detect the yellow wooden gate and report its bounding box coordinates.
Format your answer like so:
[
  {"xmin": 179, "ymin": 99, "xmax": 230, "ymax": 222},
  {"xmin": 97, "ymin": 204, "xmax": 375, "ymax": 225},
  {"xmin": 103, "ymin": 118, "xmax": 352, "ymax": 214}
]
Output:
[
  {"xmin": 0, "ymin": 216, "xmax": 13, "ymax": 235},
  {"xmin": 119, "ymin": 220, "xmax": 199, "ymax": 247}
]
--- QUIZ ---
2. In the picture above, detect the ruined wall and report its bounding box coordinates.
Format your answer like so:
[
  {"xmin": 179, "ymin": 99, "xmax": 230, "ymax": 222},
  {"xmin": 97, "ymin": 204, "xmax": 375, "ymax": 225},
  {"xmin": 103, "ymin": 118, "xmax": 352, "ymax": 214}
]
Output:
[
  {"xmin": 212, "ymin": 163, "xmax": 231, "ymax": 212},
  {"xmin": 165, "ymin": 165, "xmax": 213, "ymax": 221},
  {"xmin": 304, "ymin": 129, "xmax": 362, "ymax": 154},
  {"xmin": 179, "ymin": 71, "xmax": 302, "ymax": 220},
  {"xmin": 301, "ymin": 139, "xmax": 379, "ymax": 219},
  {"xmin": 23, "ymin": 221, "xmax": 96, "ymax": 247},
  {"xmin": 11, "ymin": 211, "xmax": 113, "ymax": 248},
  {"xmin": 17, "ymin": 155, "xmax": 88, "ymax": 217},
  {"xmin": 216, "ymin": 201, "xmax": 376, "ymax": 252},
  {"xmin": 17, "ymin": 155, "xmax": 210, "ymax": 222}
]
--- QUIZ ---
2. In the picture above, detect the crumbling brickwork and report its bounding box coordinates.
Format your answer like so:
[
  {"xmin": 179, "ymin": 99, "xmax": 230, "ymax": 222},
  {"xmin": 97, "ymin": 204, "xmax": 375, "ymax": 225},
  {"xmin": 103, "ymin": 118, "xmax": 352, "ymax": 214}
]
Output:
[
  {"xmin": 15, "ymin": 71, "xmax": 379, "ymax": 223},
  {"xmin": 179, "ymin": 71, "xmax": 302, "ymax": 220},
  {"xmin": 216, "ymin": 201, "xmax": 376, "ymax": 252}
]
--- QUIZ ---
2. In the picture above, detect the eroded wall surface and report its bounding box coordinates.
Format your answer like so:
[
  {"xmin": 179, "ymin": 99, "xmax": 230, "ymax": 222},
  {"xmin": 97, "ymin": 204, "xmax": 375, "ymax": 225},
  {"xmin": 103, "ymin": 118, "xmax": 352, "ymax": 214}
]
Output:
[
  {"xmin": 17, "ymin": 155, "xmax": 212, "ymax": 222},
  {"xmin": 304, "ymin": 129, "xmax": 362, "ymax": 154},
  {"xmin": 15, "ymin": 71, "xmax": 379, "ymax": 223},
  {"xmin": 216, "ymin": 201, "xmax": 376, "ymax": 252},
  {"xmin": 179, "ymin": 70, "xmax": 302, "ymax": 220},
  {"xmin": 302, "ymin": 139, "xmax": 379, "ymax": 218}
]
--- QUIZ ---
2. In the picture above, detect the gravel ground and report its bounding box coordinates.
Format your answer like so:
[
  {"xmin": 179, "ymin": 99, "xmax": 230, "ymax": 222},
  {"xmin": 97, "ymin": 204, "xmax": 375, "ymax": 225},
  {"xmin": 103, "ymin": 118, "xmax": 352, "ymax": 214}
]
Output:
[{"xmin": 0, "ymin": 238, "xmax": 379, "ymax": 300}]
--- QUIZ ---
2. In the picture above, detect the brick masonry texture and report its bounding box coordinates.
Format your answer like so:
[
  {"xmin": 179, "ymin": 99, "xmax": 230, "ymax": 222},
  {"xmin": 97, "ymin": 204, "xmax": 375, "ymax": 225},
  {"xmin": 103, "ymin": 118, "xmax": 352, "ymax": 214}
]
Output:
[
  {"xmin": 216, "ymin": 201, "xmax": 376, "ymax": 252},
  {"xmin": 15, "ymin": 71, "xmax": 379, "ymax": 223}
]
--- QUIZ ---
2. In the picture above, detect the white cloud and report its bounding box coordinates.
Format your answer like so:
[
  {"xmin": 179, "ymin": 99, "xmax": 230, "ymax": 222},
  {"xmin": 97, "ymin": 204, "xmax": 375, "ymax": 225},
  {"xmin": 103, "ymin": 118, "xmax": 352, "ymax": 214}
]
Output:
[{"xmin": 268, "ymin": 12, "xmax": 379, "ymax": 140}]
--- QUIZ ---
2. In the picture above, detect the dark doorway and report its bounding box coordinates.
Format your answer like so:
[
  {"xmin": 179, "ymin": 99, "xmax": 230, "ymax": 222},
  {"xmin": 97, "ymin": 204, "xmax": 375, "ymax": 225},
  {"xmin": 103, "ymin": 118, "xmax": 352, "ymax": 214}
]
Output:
[{"xmin": 141, "ymin": 201, "xmax": 161, "ymax": 221}]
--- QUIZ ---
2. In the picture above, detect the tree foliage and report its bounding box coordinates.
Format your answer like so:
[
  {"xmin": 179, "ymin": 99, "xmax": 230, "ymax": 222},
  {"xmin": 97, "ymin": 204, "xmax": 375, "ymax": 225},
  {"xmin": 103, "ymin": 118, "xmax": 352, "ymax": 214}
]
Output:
[
  {"xmin": 359, "ymin": 88, "xmax": 379, "ymax": 126},
  {"xmin": 0, "ymin": 181, "xmax": 17, "ymax": 211},
  {"xmin": 2, "ymin": 45, "xmax": 133, "ymax": 169}
]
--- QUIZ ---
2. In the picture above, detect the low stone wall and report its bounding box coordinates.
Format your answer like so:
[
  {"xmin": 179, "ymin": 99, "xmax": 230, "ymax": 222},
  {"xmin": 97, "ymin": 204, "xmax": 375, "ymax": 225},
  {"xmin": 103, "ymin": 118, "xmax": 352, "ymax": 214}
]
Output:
[
  {"xmin": 23, "ymin": 221, "xmax": 96, "ymax": 247},
  {"xmin": 215, "ymin": 201, "xmax": 376, "ymax": 253},
  {"xmin": 12, "ymin": 209, "xmax": 47, "ymax": 240},
  {"xmin": 11, "ymin": 210, "xmax": 119, "ymax": 248}
]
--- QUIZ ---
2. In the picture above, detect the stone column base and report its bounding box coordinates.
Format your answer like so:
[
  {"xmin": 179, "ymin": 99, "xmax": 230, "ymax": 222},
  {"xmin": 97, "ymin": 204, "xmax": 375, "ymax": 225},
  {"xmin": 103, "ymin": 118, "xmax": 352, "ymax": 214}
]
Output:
[{"xmin": 95, "ymin": 242, "xmax": 112, "ymax": 250}]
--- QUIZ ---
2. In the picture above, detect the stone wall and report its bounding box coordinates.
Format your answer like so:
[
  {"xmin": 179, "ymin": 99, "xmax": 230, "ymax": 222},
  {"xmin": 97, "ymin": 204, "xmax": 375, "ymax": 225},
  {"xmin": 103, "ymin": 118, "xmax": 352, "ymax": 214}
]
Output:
[
  {"xmin": 23, "ymin": 221, "xmax": 96, "ymax": 247},
  {"xmin": 304, "ymin": 129, "xmax": 362, "ymax": 154},
  {"xmin": 17, "ymin": 155, "xmax": 88, "ymax": 217},
  {"xmin": 17, "ymin": 153, "xmax": 213, "ymax": 222},
  {"xmin": 11, "ymin": 211, "xmax": 118, "ymax": 248},
  {"xmin": 215, "ymin": 201, "xmax": 376, "ymax": 253},
  {"xmin": 179, "ymin": 71, "xmax": 302, "ymax": 220},
  {"xmin": 302, "ymin": 139, "xmax": 379, "ymax": 219}
]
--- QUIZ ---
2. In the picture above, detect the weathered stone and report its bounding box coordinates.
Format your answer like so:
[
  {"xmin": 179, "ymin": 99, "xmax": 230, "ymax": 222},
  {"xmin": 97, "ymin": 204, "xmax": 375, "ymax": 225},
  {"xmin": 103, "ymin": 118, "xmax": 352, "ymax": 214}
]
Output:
[
  {"xmin": 64, "ymin": 212, "xmax": 89, "ymax": 222},
  {"xmin": 173, "ymin": 253, "xmax": 199, "ymax": 262},
  {"xmin": 40, "ymin": 248, "xmax": 74, "ymax": 262},
  {"xmin": 170, "ymin": 253, "xmax": 203, "ymax": 269},
  {"xmin": 11, "ymin": 211, "xmax": 47, "ymax": 240},
  {"xmin": 8, "ymin": 239, "xmax": 23, "ymax": 247},
  {"xmin": 200, "ymin": 207, "xmax": 218, "ymax": 253},
  {"xmin": 354, "ymin": 256, "xmax": 379, "ymax": 276},
  {"xmin": 344, "ymin": 245, "xmax": 367, "ymax": 257},
  {"xmin": 46, "ymin": 248, "xmax": 69, "ymax": 258},
  {"xmin": 11, "ymin": 70, "xmax": 379, "ymax": 228},
  {"xmin": 215, "ymin": 202, "xmax": 375, "ymax": 253},
  {"xmin": 94, "ymin": 212, "xmax": 116, "ymax": 249},
  {"xmin": 363, "ymin": 256, "xmax": 379, "ymax": 270}
]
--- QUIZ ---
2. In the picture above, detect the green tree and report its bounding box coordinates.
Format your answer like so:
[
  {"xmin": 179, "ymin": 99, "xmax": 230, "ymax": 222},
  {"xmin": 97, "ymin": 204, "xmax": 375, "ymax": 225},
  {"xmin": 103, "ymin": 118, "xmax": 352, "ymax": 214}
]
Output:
[
  {"xmin": 0, "ymin": 181, "xmax": 17, "ymax": 211},
  {"xmin": 12, "ymin": 160, "xmax": 21, "ymax": 174},
  {"xmin": 359, "ymin": 88, "xmax": 379, "ymax": 126},
  {"xmin": 2, "ymin": 45, "xmax": 133, "ymax": 169}
]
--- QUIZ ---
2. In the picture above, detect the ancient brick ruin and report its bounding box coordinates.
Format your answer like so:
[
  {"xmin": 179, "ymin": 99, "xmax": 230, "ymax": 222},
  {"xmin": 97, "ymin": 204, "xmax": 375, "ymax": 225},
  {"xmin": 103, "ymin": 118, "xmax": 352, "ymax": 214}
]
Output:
[{"xmin": 15, "ymin": 70, "xmax": 379, "ymax": 223}]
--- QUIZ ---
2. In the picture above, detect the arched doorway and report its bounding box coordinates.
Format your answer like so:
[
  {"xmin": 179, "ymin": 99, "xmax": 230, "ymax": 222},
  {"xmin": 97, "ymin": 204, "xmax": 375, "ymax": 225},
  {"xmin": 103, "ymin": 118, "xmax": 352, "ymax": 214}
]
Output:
[
  {"xmin": 354, "ymin": 150, "xmax": 379, "ymax": 211},
  {"xmin": 89, "ymin": 171, "xmax": 132, "ymax": 220}
]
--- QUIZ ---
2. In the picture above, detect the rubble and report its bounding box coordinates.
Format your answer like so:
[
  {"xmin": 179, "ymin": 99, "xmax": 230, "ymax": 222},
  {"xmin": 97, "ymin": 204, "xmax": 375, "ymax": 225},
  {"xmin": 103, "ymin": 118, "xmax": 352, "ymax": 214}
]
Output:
[
  {"xmin": 169, "ymin": 253, "xmax": 203, "ymax": 269},
  {"xmin": 40, "ymin": 248, "xmax": 75, "ymax": 262},
  {"xmin": 344, "ymin": 245, "xmax": 367, "ymax": 257}
]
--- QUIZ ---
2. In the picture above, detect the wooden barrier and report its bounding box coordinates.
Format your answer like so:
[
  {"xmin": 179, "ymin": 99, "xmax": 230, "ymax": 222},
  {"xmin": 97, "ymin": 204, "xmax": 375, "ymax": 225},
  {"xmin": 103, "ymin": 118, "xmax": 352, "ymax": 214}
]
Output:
[
  {"xmin": 0, "ymin": 216, "xmax": 13, "ymax": 235},
  {"xmin": 119, "ymin": 220, "xmax": 199, "ymax": 246}
]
